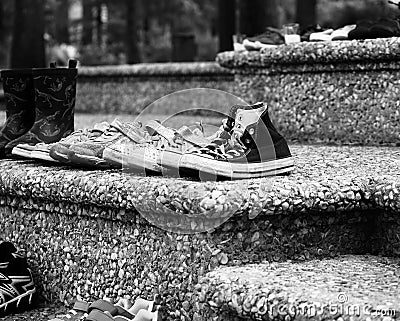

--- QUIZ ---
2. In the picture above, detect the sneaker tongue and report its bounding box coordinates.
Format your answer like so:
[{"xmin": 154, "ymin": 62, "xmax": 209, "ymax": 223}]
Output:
[
  {"xmin": 233, "ymin": 102, "xmax": 267, "ymax": 137},
  {"xmin": 145, "ymin": 121, "xmax": 210, "ymax": 147},
  {"xmin": 225, "ymin": 102, "xmax": 265, "ymax": 131}
]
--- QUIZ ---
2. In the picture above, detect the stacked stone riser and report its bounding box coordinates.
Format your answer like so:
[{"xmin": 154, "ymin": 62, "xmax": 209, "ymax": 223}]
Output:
[{"xmin": 1, "ymin": 198, "xmax": 392, "ymax": 320}]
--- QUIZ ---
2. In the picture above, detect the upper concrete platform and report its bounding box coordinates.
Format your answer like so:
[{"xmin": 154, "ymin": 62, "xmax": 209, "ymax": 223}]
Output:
[{"xmin": 217, "ymin": 37, "xmax": 400, "ymax": 71}]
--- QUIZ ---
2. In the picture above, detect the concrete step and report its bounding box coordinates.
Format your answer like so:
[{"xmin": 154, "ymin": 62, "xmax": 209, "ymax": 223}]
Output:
[
  {"xmin": 197, "ymin": 255, "xmax": 400, "ymax": 321},
  {"xmin": 217, "ymin": 38, "xmax": 400, "ymax": 146},
  {"xmin": 0, "ymin": 145, "xmax": 400, "ymax": 320}
]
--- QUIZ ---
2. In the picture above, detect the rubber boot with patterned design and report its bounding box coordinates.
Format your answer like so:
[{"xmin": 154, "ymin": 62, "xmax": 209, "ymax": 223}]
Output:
[
  {"xmin": 9, "ymin": 60, "xmax": 78, "ymax": 158},
  {"xmin": 0, "ymin": 69, "xmax": 35, "ymax": 158}
]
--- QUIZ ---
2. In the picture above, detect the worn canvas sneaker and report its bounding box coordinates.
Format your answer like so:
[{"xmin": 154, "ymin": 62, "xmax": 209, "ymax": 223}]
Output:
[
  {"xmin": 243, "ymin": 27, "xmax": 285, "ymax": 50},
  {"xmin": 68, "ymin": 119, "xmax": 147, "ymax": 168},
  {"xmin": 0, "ymin": 242, "xmax": 36, "ymax": 316},
  {"xmin": 103, "ymin": 120, "xmax": 209, "ymax": 174},
  {"xmin": 48, "ymin": 122, "xmax": 110, "ymax": 163},
  {"xmin": 12, "ymin": 122, "xmax": 110, "ymax": 162},
  {"xmin": 178, "ymin": 102, "xmax": 294, "ymax": 179}
]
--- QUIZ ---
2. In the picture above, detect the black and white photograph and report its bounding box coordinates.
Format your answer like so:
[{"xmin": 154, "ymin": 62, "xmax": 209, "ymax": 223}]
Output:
[{"xmin": 0, "ymin": 0, "xmax": 399, "ymax": 320}]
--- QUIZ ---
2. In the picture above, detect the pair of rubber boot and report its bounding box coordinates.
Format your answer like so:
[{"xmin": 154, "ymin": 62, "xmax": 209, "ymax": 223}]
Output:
[{"xmin": 0, "ymin": 60, "xmax": 78, "ymax": 158}]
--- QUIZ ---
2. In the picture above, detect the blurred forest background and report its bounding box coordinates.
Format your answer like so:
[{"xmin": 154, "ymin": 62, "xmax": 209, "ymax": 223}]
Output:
[{"xmin": 0, "ymin": 0, "xmax": 399, "ymax": 68}]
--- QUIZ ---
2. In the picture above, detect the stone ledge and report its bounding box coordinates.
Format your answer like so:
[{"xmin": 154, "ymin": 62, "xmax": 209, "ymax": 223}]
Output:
[
  {"xmin": 0, "ymin": 145, "xmax": 399, "ymax": 222},
  {"xmin": 197, "ymin": 255, "xmax": 400, "ymax": 321},
  {"xmin": 79, "ymin": 62, "xmax": 233, "ymax": 78},
  {"xmin": 0, "ymin": 302, "xmax": 65, "ymax": 321},
  {"xmin": 217, "ymin": 37, "xmax": 400, "ymax": 70},
  {"xmin": 1, "ymin": 145, "xmax": 400, "ymax": 320}
]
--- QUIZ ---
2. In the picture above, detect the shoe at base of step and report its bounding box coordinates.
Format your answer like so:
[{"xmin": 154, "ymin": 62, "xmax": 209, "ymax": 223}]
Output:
[
  {"xmin": 86, "ymin": 306, "xmax": 165, "ymax": 321},
  {"xmin": 49, "ymin": 297, "xmax": 162, "ymax": 321},
  {"xmin": 0, "ymin": 241, "xmax": 36, "ymax": 317}
]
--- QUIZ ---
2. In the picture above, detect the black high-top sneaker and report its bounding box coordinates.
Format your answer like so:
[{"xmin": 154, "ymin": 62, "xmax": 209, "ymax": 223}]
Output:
[
  {"xmin": 9, "ymin": 60, "xmax": 78, "ymax": 158},
  {"xmin": 0, "ymin": 242, "xmax": 36, "ymax": 316},
  {"xmin": 179, "ymin": 102, "xmax": 294, "ymax": 180},
  {"xmin": 0, "ymin": 69, "xmax": 35, "ymax": 158}
]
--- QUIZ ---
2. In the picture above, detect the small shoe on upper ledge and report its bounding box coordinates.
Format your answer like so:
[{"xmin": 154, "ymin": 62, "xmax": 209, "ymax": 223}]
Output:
[
  {"xmin": 243, "ymin": 27, "xmax": 285, "ymax": 50},
  {"xmin": 348, "ymin": 20, "xmax": 374, "ymax": 39},
  {"xmin": 369, "ymin": 18, "xmax": 400, "ymax": 38},
  {"xmin": 309, "ymin": 28, "xmax": 334, "ymax": 41},
  {"xmin": 330, "ymin": 24, "xmax": 356, "ymax": 40},
  {"xmin": 300, "ymin": 24, "xmax": 324, "ymax": 42},
  {"xmin": 348, "ymin": 18, "xmax": 400, "ymax": 40}
]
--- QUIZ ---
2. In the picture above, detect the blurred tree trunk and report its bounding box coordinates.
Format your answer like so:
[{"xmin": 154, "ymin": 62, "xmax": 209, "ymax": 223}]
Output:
[
  {"xmin": 296, "ymin": 0, "xmax": 317, "ymax": 30},
  {"xmin": 95, "ymin": 2, "xmax": 103, "ymax": 46},
  {"xmin": 82, "ymin": 0, "xmax": 93, "ymax": 45},
  {"xmin": 239, "ymin": 0, "xmax": 279, "ymax": 37},
  {"xmin": 0, "ymin": 2, "xmax": 3, "ymax": 41},
  {"xmin": 55, "ymin": 0, "xmax": 70, "ymax": 44},
  {"xmin": 11, "ymin": 0, "xmax": 45, "ymax": 68},
  {"xmin": 171, "ymin": 33, "xmax": 196, "ymax": 62},
  {"xmin": 218, "ymin": 0, "xmax": 235, "ymax": 52},
  {"xmin": 125, "ymin": 0, "xmax": 141, "ymax": 63}
]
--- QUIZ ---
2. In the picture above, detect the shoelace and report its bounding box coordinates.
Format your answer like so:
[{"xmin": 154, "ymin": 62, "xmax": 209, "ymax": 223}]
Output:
[
  {"xmin": 194, "ymin": 126, "xmax": 247, "ymax": 159},
  {"xmin": 91, "ymin": 126, "xmax": 120, "ymax": 143},
  {"xmin": 34, "ymin": 128, "xmax": 96, "ymax": 148},
  {"xmin": 145, "ymin": 121, "xmax": 207, "ymax": 152}
]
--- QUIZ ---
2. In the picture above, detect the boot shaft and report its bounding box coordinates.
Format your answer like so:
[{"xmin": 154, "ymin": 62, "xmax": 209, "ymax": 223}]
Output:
[
  {"xmin": 0, "ymin": 69, "xmax": 35, "ymax": 143},
  {"xmin": 33, "ymin": 64, "xmax": 77, "ymax": 116},
  {"xmin": 31, "ymin": 61, "xmax": 78, "ymax": 140},
  {"xmin": 1, "ymin": 69, "xmax": 34, "ymax": 116}
]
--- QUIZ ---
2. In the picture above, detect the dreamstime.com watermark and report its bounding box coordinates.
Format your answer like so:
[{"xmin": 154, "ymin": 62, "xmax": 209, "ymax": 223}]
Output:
[{"xmin": 266, "ymin": 293, "xmax": 396, "ymax": 318}]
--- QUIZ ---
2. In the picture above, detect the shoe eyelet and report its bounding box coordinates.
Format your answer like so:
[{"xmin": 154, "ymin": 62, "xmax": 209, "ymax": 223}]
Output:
[{"xmin": 249, "ymin": 128, "xmax": 255, "ymax": 135}]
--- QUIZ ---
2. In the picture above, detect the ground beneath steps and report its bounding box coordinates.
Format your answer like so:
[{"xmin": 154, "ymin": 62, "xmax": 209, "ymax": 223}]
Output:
[
  {"xmin": 0, "ymin": 302, "xmax": 66, "ymax": 321},
  {"xmin": 198, "ymin": 255, "xmax": 400, "ymax": 321}
]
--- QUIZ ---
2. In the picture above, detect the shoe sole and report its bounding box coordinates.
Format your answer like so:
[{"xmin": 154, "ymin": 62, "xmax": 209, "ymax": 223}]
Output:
[
  {"xmin": 11, "ymin": 146, "xmax": 33, "ymax": 159},
  {"xmin": 102, "ymin": 148, "xmax": 162, "ymax": 172},
  {"xmin": 30, "ymin": 150, "xmax": 59, "ymax": 163},
  {"xmin": 49, "ymin": 149, "xmax": 70, "ymax": 163},
  {"xmin": 68, "ymin": 151, "xmax": 114, "ymax": 168},
  {"xmin": 178, "ymin": 154, "xmax": 294, "ymax": 179},
  {"xmin": 0, "ymin": 288, "xmax": 36, "ymax": 316},
  {"xmin": 243, "ymin": 39, "xmax": 278, "ymax": 50}
]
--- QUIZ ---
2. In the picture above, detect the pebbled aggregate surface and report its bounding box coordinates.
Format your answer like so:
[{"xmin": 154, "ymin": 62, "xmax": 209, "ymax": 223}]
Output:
[
  {"xmin": 217, "ymin": 38, "xmax": 400, "ymax": 68},
  {"xmin": 217, "ymin": 37, "xmax": 400, "ymax": 146},
  {"xmin": 1, "ymin": 145, "xmax": 400, "ymax": 320},
  {"xmin": 198, "ymin": 255, "xmax": 400, "ymax": 321}
]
